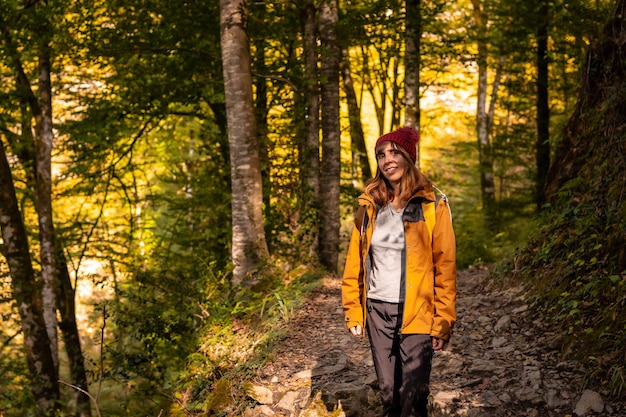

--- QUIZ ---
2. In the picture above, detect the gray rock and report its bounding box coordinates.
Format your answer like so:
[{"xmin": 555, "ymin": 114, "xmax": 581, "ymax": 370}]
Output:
[
  {"xmin": 545, "ymin": 389, "xmax": 570, "ymax": 409},
  {"xmin": 492, "ymin": 336, "xmax": 508, "ymax": 348},
  {"xmin": 494, "ymin": 315, "xmax": 511, "ymax": 332},
  {"xmin": 574, "ymin": 389, "xmax": 604, "ymax": 415},
  {"xmin": 515, "ymin": 386, "xmax": 544, "ymax": 404},
  {"xmin": 512, "ymin": 304, "xmax": 529, "ymax": 314}
]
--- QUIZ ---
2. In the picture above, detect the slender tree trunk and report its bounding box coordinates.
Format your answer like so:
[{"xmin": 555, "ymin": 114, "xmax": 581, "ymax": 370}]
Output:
[
  {"xmin": 487, "ymin": 54, "xmax": 505, "ymax": 134},
  {"xmin": 0, "ymin": 140, "xmax": 59, "ymax": 417},
  {"xmin": 4, "ymin": 9, "xmax": 60, "ymax": 373},
  {"xmin": 36, "ymin": 22, "xmax": 59, "ymax": 372},
  {"xmin": 318, "ymin": 0, "xmax": 341, "ymax": 273},
  {"xmin": 390, "ymin": 55, "xmax": 402, "ymax": 129},
  {"xmin": 55, "ymin": 248, "xmax": 91, "ymax": 417},
  {"xmin": 16, "ymin": 95, "xmax": 92, "ymax": 417},
  {"xmin": 340, "ymin": 48, "xmax": 371, "ymax": 185},
  {"xmin": 252, "ymin": 1, "xmax": 271, "ymax": 233},
  {"xmin": 220, "ymin": 0, "xmax": 269, "ymax": 284},
  {"xmin": 297, "ymin": 0, "xmax": 321, "ymax": 261},
  {"xmin": 300, "ymin": 1, "xmax": 320, "ymax": 200},
  {"xmin": 4, "ymin": 21, "xmax": 92, "ymax": 413},
  {"xmin": 405, "ymin": 0, "xmax": 421, "ymax": 166},
  {"xmin": 471, "ymin": 0, "xmax": 496, "ymax": 230},
  {"xmin": 361, "ymin": 46, "xmax": 385, "ymax": 135},
  {"xmin": 536, "ymin": 0, "xmax": 551, "ymax": 211}
]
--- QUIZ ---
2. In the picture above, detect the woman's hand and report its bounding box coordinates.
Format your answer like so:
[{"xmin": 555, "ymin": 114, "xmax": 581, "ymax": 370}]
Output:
[
  {"xmin": 349, "ymin": 325, "xmax": 362, "ymax": 336},
  {"xmin": 432, "ymin": 337, "xmax": 446, "ymax": 351}
]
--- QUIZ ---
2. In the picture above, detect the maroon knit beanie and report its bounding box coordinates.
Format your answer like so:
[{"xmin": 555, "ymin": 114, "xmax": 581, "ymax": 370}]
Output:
[{"xmin": 375, "ymin": 127, "xmax": 419, "ymax": 163}]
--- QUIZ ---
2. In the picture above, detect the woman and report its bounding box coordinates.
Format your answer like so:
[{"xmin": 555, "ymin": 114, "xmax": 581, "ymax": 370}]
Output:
[{"xmin": 342, "ymin": 127, "xmax": 456, "ymax": 417}]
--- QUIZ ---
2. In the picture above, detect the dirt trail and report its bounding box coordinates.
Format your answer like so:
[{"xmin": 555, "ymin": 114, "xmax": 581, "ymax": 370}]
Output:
[{"xmin": 250, "ymin": 269, "xmax": 624, "ymax": 416}]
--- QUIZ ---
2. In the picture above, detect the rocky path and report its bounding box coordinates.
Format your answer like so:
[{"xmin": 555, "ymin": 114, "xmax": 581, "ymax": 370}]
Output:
[{"xmin": 244, "ymin": 269, "xmax": 624, "ymax": 416}]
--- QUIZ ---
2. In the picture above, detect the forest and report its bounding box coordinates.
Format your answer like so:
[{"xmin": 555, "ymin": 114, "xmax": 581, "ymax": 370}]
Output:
[{"xmin": 0, "ymin": 0, "xmax": 624, "ymax": 416}]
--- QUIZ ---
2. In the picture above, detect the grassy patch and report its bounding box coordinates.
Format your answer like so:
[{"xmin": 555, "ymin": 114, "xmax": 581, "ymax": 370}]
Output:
[{"xmin": 172, "ymin": 263, "xmax": 326, "ymax": 415}]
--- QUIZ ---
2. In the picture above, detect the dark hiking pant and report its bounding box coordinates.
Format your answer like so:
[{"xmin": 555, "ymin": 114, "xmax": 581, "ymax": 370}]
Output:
[{"xmin": 367, "ymin": 299, "xmax": 433, "ymax": 417}]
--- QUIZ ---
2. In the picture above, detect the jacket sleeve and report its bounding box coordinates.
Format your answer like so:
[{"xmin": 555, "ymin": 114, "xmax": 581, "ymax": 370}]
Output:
[
  {"xmin": 342, "ymin": 220, "xmax": 365, "ymax": 330},
  {"xmin": 431, "ymin": 199, "xmax": 457, "ymax": 341}
]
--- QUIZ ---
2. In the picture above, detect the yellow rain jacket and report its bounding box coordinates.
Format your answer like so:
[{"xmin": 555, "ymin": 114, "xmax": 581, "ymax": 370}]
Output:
[{"xmin": 341, "ymin": 188, "xmax": 457, "ymax": 340}]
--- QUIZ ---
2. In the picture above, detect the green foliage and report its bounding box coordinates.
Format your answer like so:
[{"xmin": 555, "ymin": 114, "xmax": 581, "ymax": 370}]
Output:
[
  {"xmin": 429, "ymin": 136, "xmax": 535, "ymax": 269},
  {"xmin": 101, "ymin": 258, "xmax": 213, "ymax": 415},
  {"xmin": 99, "ymin": 253, "xmax": 325, "ymax": 415},
  {"xmin": 172, "ymin": 266, "xmax": 324, "ymax": 415},
  {"xmin": 0, "ymin": 0, "xmax": 619, "ymax": 413},
  {"xmin": 0, "ymin": 352, "xmax": 34, "ymax": 416},
  {"xmin": 0, "ymin": 273, "xmax": 32, "ymax": 415},
  {"xmin": 498, "ymin": 15, "xmax": 626, "ymax": 394},
  {"xmin": 508, "ymin": 203, "xmax": 626, "ymax": 398}
]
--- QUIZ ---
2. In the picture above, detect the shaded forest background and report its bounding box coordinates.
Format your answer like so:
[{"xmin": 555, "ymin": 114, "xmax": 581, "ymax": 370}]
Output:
[{"xmin": 0, "ymin": 0, "xmax": 624, "ymax": 416}]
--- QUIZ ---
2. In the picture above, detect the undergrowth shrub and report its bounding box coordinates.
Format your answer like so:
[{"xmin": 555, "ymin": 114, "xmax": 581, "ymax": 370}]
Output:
[
  {"xmin": 173, "ymin": 263, "xmax": 325, "ymax": 415},
  {"xmin": 497, "ymin": 6, "xmax": 626, "ymax": 398},
  {"xmin": 502, "ymin": 190, "xmax": 626, "ymax": 399}
]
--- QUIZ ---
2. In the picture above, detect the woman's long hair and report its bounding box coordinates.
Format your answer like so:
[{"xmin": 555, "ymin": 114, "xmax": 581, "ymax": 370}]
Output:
[{"xmin": 364, "ymin": 141, "xmax": 432, "ymax": 207}]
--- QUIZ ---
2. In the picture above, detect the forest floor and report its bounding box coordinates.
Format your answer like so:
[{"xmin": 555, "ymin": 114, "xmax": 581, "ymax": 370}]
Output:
[{"xmin": 246, "ymin": 268, "xmax": 625, "ymax": 416}]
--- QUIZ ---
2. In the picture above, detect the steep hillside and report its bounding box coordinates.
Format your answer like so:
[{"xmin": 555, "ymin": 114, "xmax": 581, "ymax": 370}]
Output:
[{"xmin": 505, "ymin": 0, "xmax": 626, "ymax": 398}]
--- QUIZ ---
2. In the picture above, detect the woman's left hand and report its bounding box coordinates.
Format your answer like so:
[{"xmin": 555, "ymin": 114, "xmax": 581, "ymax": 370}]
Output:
[{"xmin": 431, "ymin": 337, "xmax": 445, "ymax": 351}]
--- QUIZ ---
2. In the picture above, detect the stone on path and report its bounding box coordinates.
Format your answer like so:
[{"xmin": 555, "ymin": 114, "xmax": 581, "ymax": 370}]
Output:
[{"xmin": 574, "ymin": 389, "xmax": 604, "ymax": 415}]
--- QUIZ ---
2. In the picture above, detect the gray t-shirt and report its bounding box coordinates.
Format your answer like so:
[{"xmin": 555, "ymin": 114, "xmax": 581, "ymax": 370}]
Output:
[{"xmin": 367, "ymin": 203, "xmax": 405, "ymax": 303}]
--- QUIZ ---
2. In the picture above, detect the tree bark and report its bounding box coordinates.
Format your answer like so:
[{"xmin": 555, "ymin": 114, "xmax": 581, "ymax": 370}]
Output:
[
  {"xmin": 3, "ymin": 17, "xmax": 92, "ymax": 412},
  {"xmin": 471, "ymin": 0, "xmax": 497, "ymax": 230},
  {"xmin": 390, "ymin": 57, "xmax": 402, "ymax": 130},
  {"xmin": 318, "ymin": 0, "xmax": 341, "ymax": 273},
  {"xmin": 220, "ymin": 0, "xmax": 269, "ymax": 284},
  {"xmin": 360, "ymin": 45, "xmax": 386, "ymax": 136},
  {"xmin": 252, "ymin": 1, "xmax": 271, "ymax": 234},
  {"xmin": 535, "ymin": 0, "xmax": 551, "ymax": 211},
  {"xmin": 300, "ymin": 0, "xmax": 321, "ymax": 201},
  {"xmin": 340, "ymin": 48, "xmax": 371, "ymax": 185},
  {"xmin": 3, "ymin": 8, "xmax": 59, "ymax": 373},
  {"xmin": 405, "ymin": 0, "xmax": 421, "ymax": 166},
  {"xmin": 295, "ymin": 0, "xmax": 322, "ymax": 261},
  {"xmin": 36, "ymin": 21, "xmax": 59, "ymax": 373},
  {"xmin": 56, "ymin": 248, "xmax": 92, "ymax": 417},
  {"xmin": 0, "ymin": 140, "xmax": 59, "ymax": 417}
]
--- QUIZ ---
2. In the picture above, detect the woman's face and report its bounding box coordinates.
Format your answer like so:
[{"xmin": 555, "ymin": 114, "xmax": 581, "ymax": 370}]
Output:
[{"xmin": 376, "ymin": 141, "xmax": 409, "ymax": 187}]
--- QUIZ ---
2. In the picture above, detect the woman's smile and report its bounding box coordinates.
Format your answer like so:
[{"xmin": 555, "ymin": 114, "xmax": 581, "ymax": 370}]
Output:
[{"xmin": 377, "ymin": 142, "xmax": 408, "ymax": 186}]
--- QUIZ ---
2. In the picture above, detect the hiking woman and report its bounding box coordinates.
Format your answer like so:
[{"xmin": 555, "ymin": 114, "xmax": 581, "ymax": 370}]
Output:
[{"xmin": 341, "ymin": 127, "xmax": 457, "ymax": 417}]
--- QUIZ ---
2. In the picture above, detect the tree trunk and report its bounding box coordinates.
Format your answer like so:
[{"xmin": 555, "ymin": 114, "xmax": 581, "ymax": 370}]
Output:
[
  {"xmin": 56, "ymin": 248, "xmax": 92, "ymax": 417},
  {"xmin": 340, "ymin": 48, "xmax": 371, "ymax": 185},
  {"xmin": 318, "ymin": 0, "xmax": 341, "ymax": 273},
  {"xmin": 361, "ymin": 46, "xmax": 386, "ymax": 136},
  {"xmin": 220, "ymin": 0, "xmax": 269, "ymax": 284},
  {"xmin": 471, "ymin": 0, "xmax": 496, "ymax": 230},
  {"xmin": 252, "ymin": 1, "xmax": 271, "ymax": 236},
  {"xmin": 0, "ymin": 140, "xmax": 59, "ymax": 417},
  {"xmin": 535, "ymin": 0, "xmax": 551, "ymax": 211},
  {"xmin": 4, "ymin": 21, "xmax": 92, "ymax": 411},
  {"xmin": 36, "ymin": 24, "xmax": 59, "ymax": 373},
  {"xmin": 405, "ymin": 0, "xmax": 421, "ymax": 166},
  {"xmin": 298, "ymin": 0, "xmax": 321, "ymax": 260},
  {"xmin": 17, "ymin": 89, "xmax": 92, "ymax": 417},
  {"xmin": 300, "ymin": 1, "xmax": 321, "ymax": 200},
  {"xmin": 390, "ymin": 57, "xmax": 402, "ymax": 130}
]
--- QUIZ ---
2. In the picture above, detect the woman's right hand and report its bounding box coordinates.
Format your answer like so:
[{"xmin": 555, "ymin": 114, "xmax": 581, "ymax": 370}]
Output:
[{"xmin": 349, "ymin": 325, "xmax": 362, "ymax": 336}]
